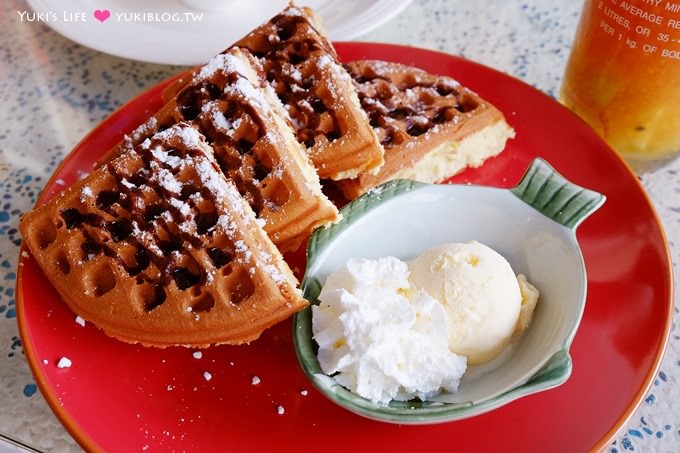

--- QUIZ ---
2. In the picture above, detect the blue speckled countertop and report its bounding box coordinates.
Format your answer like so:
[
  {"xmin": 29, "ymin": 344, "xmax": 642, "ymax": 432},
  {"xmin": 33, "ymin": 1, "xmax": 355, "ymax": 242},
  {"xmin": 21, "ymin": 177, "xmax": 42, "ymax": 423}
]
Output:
[{"xmin": 1, "ymin": 0, "xmax": 678, "ymax": 451}]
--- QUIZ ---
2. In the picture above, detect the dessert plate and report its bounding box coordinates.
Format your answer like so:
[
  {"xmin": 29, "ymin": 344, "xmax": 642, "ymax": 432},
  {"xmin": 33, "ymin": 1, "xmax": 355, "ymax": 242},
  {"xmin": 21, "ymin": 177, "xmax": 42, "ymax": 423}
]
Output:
[
  {"xmin": 16, "ymin": 43, "xmax": 673, "ymax": 452},
  {"xmin": 25, "ymin": 0, "xmax": 413, "ymax": 65}
]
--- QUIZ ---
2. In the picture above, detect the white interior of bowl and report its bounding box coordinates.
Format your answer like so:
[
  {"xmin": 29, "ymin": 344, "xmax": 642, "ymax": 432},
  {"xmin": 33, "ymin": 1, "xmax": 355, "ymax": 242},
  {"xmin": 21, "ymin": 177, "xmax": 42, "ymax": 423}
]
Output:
[{"xmin": 305, "ymin": 183, "xmax": 586, "ymax": 405}]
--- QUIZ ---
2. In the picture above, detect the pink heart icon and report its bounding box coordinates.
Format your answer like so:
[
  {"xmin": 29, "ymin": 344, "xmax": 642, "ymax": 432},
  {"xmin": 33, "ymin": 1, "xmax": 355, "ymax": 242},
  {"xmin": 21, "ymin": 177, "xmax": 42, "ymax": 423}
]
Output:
[{"xmin": 93, "ymin": 9, "xmax": 110, "ymax": 22}]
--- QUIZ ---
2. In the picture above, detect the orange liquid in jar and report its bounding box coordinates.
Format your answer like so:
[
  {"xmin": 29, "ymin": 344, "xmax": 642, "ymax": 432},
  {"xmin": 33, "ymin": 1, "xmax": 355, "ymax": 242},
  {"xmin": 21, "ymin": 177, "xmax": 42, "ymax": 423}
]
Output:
[{"xmin": 560, "ymin": 0, "xmax": 680, "ymax": 167}]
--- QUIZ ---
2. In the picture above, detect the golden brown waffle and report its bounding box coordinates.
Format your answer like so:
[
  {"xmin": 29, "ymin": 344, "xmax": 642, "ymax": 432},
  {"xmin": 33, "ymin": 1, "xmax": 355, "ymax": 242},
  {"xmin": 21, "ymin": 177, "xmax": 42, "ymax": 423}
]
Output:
[
  {"xmin": 161, "ymin": 6, "xmax": 384, "ymax": 181},
  {"xmin": 19, "ymin": 123, "xmax": 307, "ymax": 347},
  {"xmin": 101, "ymin": 47, "xmax": 339, "ymax": 252},
  {"xmin": 336, "ymin": 60, "xmax": 515, "ymax": 199},
  {"xmin": 232, "ymin": 5, "xmax": 384, "ymax": 180}
]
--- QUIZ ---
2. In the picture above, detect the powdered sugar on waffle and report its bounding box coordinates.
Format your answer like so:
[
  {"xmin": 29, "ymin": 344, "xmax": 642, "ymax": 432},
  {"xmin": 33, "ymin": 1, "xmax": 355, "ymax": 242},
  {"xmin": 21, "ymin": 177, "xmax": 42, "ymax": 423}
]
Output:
[
  {"xmin": 121, "ymin": 178, "xmax": 136, "ymax": 190},
  {"xmin": 155, "ymin": 125, "xmax": 203, "ymax": 150},
  {"xmin": 154, "ymin": 166, "xmax": 183, "ymax": 195},
  {"xmin": 224, "ymin": 78, "xmax": 270, "ymax": 116},
  {"xmin": 202, "ymin": 102, "xmax": 233, "ymax": 133},
  {"xmin": 216, "ymin": 214, "xmax": 238, "ymax": 239},
  {"xmin": 123, "ymin": 117, "xmax": 159, "ymax": 149},
  {"xmin": 283, "ymin": 6, "xmax": 303, "ymax": 16},
  {"xmin": 195, "ymin": 52, "xmax": 251, "ymax": 82},
  {"xmin": 233, "ymin": 240, "xmax": 252, "ymax": 262},
  {"xmin": 131, "ymin": 117, "xmax": 158, "ymax": 141},
  {"xmin": 259, "ymin": 251, "xmax": 284, "ymax": 283},
  {"xmin": 151, "ymin": 147, "xmax": 183, "ymax": 169},
  {"xmin": 132, "ymin": 221, "xmax": 163, "ymax": 256},
  {"xmin": 80, "ymin": 186, "xmax": 94, "ymax": 203},
  {"xmin": 128, "ymin": 125, "xmax": 257, "ymax": 262},
  {"xmin": 194, "ymin": 159, "xmax": 245, "ymax": 218},
  {"xmin": 316, "ymin": 55, "xmax": 351, "ymax": 98},
  {"xmin": 144, "ymin": 128, "xmax": 290, "ymax": 284},
  {"xmin": 169, "ymin": 198, "xmax": 191, "ymax": 217}
]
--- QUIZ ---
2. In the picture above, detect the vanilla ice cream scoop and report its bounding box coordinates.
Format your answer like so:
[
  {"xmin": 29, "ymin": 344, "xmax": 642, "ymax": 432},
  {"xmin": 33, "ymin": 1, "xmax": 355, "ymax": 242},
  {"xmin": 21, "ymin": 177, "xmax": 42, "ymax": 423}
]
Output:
[{"xmin": 408, "ymin": 241, "xmax": 522, "ymax": 365}]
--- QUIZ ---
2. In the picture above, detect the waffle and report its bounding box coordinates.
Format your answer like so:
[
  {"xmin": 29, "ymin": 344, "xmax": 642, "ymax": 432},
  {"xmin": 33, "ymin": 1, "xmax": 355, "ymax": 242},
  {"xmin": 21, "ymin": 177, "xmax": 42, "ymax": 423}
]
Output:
[
  {"xmin": 336, "ymin": 60, "xmax": 515, "ymax": 199},
  {"xmin": 19, "ymin": 123, "xmax": 307, "ymax": 347},
  {"xmin": 101, "ymin": 47, "xmax": 339, "ymax": 252},
  {"xmin": 161, "ymin": 6, "xmax": 384, "ymax": 181},
  {"xmin": 231, "ymin": 6, "xmax": 383, "ymax": 180}
]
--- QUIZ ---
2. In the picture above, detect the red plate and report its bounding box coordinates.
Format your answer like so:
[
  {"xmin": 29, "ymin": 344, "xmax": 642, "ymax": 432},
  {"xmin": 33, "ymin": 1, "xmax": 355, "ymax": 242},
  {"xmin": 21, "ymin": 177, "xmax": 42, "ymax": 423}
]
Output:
[{"xmin": 17, "ymin": 43, "xmax": 673, "ymax": 452}]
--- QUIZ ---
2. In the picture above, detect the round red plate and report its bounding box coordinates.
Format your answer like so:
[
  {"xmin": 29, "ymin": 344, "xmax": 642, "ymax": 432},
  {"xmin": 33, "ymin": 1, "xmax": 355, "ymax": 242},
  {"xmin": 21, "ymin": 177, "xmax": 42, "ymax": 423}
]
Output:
[{"xmin": 17, "ymin": 43, "xmax": 673, "ymax": 452}]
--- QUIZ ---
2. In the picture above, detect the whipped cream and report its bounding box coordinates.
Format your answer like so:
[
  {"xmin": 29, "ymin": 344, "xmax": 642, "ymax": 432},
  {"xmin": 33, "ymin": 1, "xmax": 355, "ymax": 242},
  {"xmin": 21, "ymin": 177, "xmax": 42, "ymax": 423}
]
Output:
[{"xmin": 312, "ymin": 256, "xmax": 467, "ymax": 405}]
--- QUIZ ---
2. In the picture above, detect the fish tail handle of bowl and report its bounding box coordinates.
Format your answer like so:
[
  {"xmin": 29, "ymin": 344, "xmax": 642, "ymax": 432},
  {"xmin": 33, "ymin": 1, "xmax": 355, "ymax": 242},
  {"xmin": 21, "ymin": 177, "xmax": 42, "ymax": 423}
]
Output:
[{"xmin": 510, "ymin": 158, "xmax": 606, "ymax": 229}]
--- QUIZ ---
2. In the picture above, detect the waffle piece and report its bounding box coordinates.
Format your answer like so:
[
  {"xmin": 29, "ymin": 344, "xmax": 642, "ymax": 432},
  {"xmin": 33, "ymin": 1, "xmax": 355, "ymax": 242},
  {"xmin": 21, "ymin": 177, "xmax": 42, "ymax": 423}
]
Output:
[
  {"xmin": 233, "ymin": 5, "xmax": 384, "ymax": 180},
  {"xmin": 20, "ymin": 123, "xmax": 307, "ymax": 347},
  {"xmin": 336, "ymin": 60, "xmax": 515, "ymax": 199},
  {"xmin": 101, "ymin": 47, "xmax": 339, "ymax": 252}
]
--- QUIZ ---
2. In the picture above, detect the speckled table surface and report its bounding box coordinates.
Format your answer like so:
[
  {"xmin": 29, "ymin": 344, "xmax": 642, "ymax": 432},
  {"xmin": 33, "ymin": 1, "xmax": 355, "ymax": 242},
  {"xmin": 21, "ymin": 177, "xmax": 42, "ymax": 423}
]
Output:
[{"xmin": 0, "ymin": 0, "xmax": 677, "ymax": 451}]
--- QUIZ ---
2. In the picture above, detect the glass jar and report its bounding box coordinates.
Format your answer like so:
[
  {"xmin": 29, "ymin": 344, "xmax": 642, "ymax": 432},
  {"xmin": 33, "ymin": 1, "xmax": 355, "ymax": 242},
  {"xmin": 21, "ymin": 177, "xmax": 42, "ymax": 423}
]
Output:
[{"xmin": 560, "ymin": 0, "xmax": 680, "ymax": 171}]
